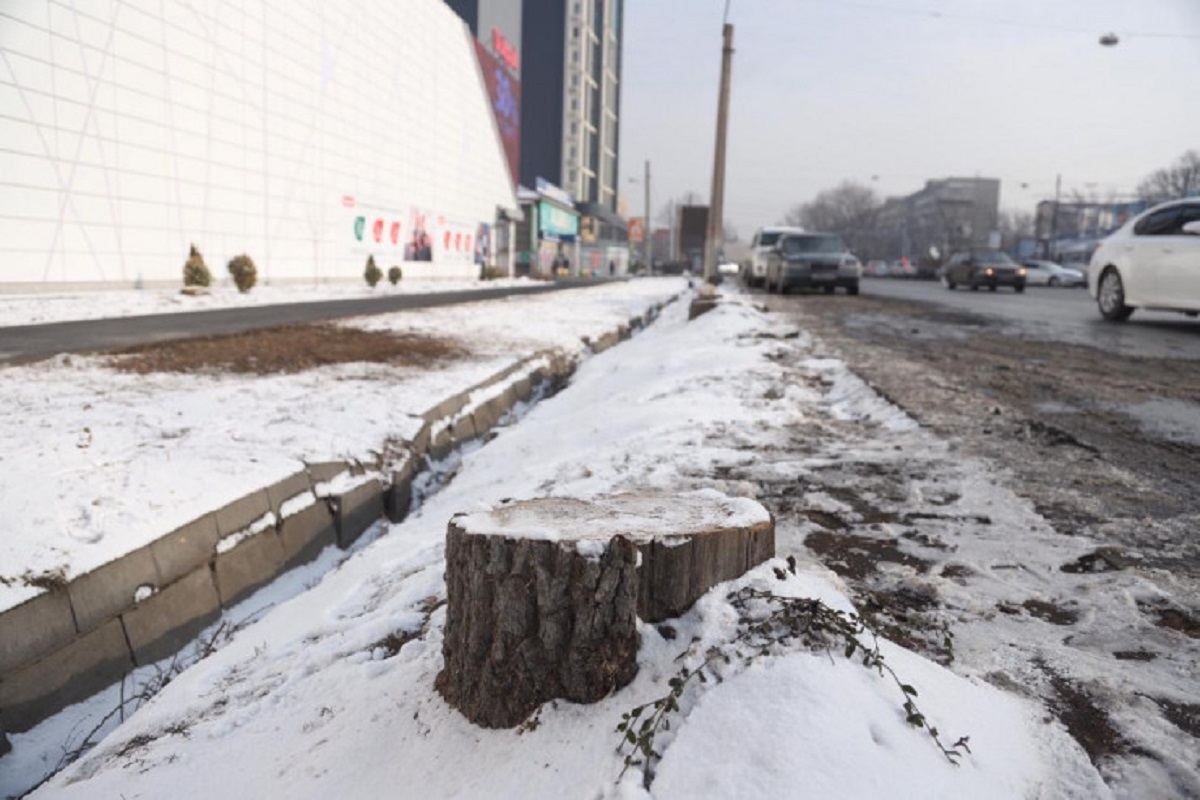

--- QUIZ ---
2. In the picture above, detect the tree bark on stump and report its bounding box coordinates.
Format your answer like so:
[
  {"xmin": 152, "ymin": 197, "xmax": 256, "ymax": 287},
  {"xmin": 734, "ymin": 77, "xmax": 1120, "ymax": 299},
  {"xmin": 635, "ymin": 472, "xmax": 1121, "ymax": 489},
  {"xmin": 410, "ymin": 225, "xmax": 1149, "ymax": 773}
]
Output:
[
  {"xmin": 436, "ymin": 492, "xmax": 774, "ymax": 729},
  {"xmin": 436, "ymin": 520, "xmax": 640, "ymax": 729}
]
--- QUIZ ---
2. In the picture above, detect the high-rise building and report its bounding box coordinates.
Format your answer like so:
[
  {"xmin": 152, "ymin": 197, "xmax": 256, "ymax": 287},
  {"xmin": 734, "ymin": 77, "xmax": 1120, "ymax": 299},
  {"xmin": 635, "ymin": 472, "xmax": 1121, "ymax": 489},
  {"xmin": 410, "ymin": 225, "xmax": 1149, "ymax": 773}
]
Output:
[{"xmin": 521, "ymin": 0, "xmax": 623, "ymax": 212}]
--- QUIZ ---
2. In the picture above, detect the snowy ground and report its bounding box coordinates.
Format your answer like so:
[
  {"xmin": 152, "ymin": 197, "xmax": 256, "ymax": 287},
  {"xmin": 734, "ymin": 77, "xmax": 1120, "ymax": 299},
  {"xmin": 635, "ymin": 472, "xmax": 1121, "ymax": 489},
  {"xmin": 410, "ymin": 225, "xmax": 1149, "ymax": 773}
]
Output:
[
  {"xmin": 3, "ymin": 285, "xmax": 1120, "ymax": 799},
  {"xmin": 0, "ymin": 278, "xmax": 680, "ymax": 614}
]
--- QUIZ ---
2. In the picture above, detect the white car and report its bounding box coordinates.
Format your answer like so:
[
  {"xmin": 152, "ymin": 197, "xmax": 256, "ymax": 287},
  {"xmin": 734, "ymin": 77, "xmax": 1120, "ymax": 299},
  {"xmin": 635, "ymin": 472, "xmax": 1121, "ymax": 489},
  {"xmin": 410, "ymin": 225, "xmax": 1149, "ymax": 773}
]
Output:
[
  {"xmin": 1021, "ymin": 259, "xmax": 1085, "ymax": 287},
  {"xmin": 744, "ymin": 226, "xmax": 805, "ymax": 287},
  {"xmin": 1089, "ymin": 198, "xmax": 1200, "ymax": 321}
]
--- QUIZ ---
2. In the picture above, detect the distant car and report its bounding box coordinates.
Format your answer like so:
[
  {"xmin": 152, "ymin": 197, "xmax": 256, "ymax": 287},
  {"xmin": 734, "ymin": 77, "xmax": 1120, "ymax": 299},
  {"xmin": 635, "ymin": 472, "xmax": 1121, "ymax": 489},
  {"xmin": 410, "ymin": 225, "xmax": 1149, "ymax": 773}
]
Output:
[
  {"xmin": 941, "ymin": 249, "xmax": 1026, "ymax": 292},
  {"xmin": 1088, "ymin": 198, "xmax": 1200, "ymax": 321},
  {"xmin": 1021, "ymin": 260, "xmax": 1085, "ymax": 287},
  {"xmin": 865, "ymin": 260, "xmax": 889, "ymax": 277},
  {"xmin": 744, "ymin": 226, "xmax": 805, "ymax": 287},
  {"xmin": 890, "ymin": 259, "xmax": 917, "ymax": 279},
  {"xmin": 718, "ymin": 262, "xmax": 740, "ymax": 276},
  {"xmin": 765, "ymin": 232, "xmax": 860, "ymax": 295}
]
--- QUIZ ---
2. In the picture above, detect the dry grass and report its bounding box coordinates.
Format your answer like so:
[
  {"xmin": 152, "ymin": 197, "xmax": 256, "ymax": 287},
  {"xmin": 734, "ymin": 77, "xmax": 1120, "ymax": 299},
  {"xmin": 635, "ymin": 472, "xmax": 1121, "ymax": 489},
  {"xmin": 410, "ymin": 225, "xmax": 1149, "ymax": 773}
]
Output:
[{"xmin": 110, "ymin": 324, "xmax": 467, "ymax": 375}]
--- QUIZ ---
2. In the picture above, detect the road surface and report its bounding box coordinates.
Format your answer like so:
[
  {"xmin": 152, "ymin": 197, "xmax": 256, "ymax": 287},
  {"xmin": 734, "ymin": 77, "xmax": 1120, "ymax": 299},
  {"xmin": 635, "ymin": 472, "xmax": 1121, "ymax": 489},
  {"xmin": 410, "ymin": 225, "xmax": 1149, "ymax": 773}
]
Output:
[
  {"xmin": 0, "ymin": 282, "xmax": 589, "ymax": 364},
  {"xmin": 858, "ymin": 277, "xmax": 1200, "ymax": 361},
  {"xmin": 757, "ymin": 277, "xmax": 1200, "ymax": 791}
]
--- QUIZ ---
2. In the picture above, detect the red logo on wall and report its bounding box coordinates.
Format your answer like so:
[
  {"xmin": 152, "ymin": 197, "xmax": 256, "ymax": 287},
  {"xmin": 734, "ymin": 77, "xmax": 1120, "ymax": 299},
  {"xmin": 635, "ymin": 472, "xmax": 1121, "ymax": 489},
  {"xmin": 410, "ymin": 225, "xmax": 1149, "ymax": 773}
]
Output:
[
  {"xmin": 390, "ymin": 221, "xmax": 401, "ymax": 245},
  {"xmin": 373, "ymin": 219, "xmax": 384, "ymax": 243}
]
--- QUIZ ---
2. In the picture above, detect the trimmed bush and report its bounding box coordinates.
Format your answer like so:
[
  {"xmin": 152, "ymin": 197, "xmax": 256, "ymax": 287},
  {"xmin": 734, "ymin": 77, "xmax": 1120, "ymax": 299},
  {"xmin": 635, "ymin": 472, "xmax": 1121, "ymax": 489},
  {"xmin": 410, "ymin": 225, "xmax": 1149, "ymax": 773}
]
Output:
[
  {"xmin": 227, "ymin": 254, "xmax": 257, "ymax": 293},
  {"xmin": 364, "ymin": 255, "xmax": 383, "ymax": 287},
  {"xmin": 388, "ymin": 266, "xmax": 403, "ymax": 285},
  {"xmin": 183, "ymin": 244, "xmax": 212, "ymax": 287}
]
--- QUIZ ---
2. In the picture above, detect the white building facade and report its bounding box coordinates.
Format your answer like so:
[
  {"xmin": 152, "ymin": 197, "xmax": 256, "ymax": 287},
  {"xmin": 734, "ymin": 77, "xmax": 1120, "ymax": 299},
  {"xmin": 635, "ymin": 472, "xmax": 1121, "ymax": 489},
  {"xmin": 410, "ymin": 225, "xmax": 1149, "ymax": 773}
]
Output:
[{"xmin": 0, "ymin": 0, "xmax": 518, "ymax": 289}]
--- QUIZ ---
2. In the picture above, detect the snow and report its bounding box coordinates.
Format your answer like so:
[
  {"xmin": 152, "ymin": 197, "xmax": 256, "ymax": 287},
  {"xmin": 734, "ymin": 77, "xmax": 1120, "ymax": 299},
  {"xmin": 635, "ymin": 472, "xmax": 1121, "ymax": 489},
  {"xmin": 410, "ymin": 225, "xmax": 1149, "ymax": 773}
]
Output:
[
  {"xmin": 0, "ymin": 279, "xmax": 682, "ymax": 613},
  {"xmin": 1, "ymin": 282, "xmax": 1125, "ymax": 799},
  {"xmin": 453, "ymin": 490, "xmax": 771, "ymax": 543}
]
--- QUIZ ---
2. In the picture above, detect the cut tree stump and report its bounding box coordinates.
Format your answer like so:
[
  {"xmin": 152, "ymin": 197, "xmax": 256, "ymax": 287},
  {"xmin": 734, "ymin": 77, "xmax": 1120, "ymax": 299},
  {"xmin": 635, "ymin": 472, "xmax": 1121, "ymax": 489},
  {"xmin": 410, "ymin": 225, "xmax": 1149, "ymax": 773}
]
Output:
[{"xmin": 436, "ymin": 491, "xmax": 774, "ymax": 728}]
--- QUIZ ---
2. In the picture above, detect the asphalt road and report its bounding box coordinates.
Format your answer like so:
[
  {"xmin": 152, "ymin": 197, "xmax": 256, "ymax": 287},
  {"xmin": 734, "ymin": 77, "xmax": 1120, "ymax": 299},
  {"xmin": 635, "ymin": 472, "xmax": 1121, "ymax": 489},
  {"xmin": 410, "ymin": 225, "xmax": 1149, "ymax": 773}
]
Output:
[
  {"xmin": 0, "ymin": 282, "xmax": 595, "ymax": 364},
  {"xmin": 858, "ymin": 277, "xmax": 1200, "ymax": 361}
]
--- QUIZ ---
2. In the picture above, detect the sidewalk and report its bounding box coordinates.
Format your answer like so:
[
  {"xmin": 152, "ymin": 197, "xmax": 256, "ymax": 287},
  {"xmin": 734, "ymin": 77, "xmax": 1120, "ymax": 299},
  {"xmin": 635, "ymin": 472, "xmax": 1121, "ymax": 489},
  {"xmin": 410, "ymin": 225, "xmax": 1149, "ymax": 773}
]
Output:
[{"xmin": 4, "ymin": 283, "xmax": 1109, "ymax": 799}]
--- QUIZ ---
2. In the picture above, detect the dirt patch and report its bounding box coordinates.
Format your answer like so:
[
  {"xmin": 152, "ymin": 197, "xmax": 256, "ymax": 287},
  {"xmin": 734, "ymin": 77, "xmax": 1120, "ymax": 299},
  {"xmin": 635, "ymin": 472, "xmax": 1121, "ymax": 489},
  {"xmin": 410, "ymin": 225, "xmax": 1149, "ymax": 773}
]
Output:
[
  {"xmin": 804, "ymin": 509, "xmax": 848, "ymax": 531},
  {"xmin": 804, "ymin": 530, "xmax": 931, "ymax": 581},
  {"xmin": 1061, "ymin": 548, "xmax": 1135, "ymax": 574},
  {"xmin": 1150, "ymin": 606, "xmax": 1200, "ymax": 639},
  {"xmin": 1152, "ymin": 698, "xmax": 1200, "ymax": 739},
  {"xmin": 110, "ymin": 324, "xmax": 468, "ymax": 375},
  {"xmin": 1038, "ymin": 661, "xmax": 1127, "ymax": 766},
  {"xmin": 1021, "ymin": 599, "xmax": 1079, "ymax": 626}
]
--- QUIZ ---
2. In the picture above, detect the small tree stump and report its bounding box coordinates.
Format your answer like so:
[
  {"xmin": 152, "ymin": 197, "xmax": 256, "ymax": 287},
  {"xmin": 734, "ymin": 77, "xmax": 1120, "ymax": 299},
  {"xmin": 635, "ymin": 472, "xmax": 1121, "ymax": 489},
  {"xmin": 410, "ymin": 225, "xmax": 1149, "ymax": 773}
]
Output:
[{"xmin": 436, "ymin": 491, "xmax": 773, "ymax": 728}]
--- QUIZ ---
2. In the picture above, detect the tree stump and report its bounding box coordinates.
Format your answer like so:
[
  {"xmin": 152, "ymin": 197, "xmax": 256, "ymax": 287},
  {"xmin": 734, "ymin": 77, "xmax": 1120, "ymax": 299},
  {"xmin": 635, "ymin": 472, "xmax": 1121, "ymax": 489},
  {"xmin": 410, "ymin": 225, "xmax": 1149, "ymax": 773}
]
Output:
[{"xmin": 436, "ymin": 491, "xmax": 774, "ymax": 728}]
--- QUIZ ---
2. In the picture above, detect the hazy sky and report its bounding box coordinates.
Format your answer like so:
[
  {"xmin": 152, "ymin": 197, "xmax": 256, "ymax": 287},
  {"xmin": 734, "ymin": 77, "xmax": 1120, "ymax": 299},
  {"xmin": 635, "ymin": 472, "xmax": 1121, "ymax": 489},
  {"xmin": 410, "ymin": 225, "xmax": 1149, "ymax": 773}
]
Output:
[{"xmin": 616, "ymin": 0, "xmax": 1200, "ymax": 235}]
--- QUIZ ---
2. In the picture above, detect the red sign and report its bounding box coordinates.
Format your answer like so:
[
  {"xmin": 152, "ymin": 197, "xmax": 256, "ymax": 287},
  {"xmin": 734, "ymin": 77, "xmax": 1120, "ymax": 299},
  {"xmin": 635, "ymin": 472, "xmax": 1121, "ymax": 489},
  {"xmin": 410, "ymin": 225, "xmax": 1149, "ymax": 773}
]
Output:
[
  {"xmin": 629, "ymin": 218, "xmax": 646, "ymax": 243},
  {"xmin": 492, "ymin": 27, "xmax": 519, "ymax": 74}
]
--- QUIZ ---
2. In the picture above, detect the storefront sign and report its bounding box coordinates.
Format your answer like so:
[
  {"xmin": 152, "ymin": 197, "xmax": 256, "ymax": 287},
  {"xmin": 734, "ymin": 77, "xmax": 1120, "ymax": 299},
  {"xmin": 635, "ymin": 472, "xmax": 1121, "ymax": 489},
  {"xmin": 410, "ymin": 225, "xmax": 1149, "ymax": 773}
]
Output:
[
  {"xmin": 538, "ymin": 201, "xmax": 578, "ymax": 239},
  {"xmin": 536, "ymin": 178, "xmax": 575, "ymax": 209}
]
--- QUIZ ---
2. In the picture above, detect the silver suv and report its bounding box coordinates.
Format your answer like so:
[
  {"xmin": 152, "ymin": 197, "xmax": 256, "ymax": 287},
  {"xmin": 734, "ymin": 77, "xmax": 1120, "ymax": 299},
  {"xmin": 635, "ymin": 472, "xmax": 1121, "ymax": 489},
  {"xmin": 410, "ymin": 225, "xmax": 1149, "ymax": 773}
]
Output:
[{"xmin": 743, "ymin": 226, "xmax": 805, "ymax": 287}]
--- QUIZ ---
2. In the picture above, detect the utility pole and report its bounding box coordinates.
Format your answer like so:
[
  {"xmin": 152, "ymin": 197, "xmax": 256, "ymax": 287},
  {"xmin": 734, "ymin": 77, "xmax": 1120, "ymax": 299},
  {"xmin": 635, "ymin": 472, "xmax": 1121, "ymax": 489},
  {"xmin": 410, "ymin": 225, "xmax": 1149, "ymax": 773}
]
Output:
[
  {"xmin": 644, "ymin": 160, "xmax": 652, "ymax": 270},
  {"xmin": 704, "ymin": 21, "xmax": 734, "ymax": 282}
]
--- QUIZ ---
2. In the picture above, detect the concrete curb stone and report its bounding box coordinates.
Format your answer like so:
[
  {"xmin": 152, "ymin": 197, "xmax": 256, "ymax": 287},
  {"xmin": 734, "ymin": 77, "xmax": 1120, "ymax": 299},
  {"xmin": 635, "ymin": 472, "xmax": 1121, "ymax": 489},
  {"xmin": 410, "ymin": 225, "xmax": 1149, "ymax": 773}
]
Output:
[
  {"xmin": 278, "ymin": 501, "xmax": 337, "ymax": 569},
  {"xmin": 265, "ymin": 470, "xmax": 312, "ymax": 517},
  {"xmin": 67, "ymin": 546, "xmax": 160, "ymax": 633},
  {"xmin": 0, "ymin": 617, "xmax": 132, "ymax": 733},
  {"xmin": 214, "ymin": 489, "xmax": 271, "ymax": 537},
  {"xmin": 151, "ymin": 514, "xmax": 220, "ymax": 587},
  {"xmin": 122, "ymin": 567, "xmax": 221, "ymax": 666},
  {"xmin": 212, "ymin": 528, "xmax": 285, "ymax": 607},
  {"xmin": 336, "ymin": 480, "xmax": 384, "ymax": 548},
  {"xmin": 0, "ymin": 590, "xmax": 77, "ymax": 674}
]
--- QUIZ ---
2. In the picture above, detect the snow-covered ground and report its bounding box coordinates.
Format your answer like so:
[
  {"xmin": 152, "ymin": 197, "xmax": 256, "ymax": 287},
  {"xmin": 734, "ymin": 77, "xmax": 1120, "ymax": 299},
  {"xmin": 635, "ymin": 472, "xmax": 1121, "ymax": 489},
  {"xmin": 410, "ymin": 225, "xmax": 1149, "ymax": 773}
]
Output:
[
  {"xmin": 0, "ymin": 277, "xmax": 543, "ymax": 328},
  {"xmin": 0, "ymin": 279, "xmax": 681, "ymax": 613},
  {"xmin": 3, "ymin": 284, "xmax": 1117, "ymax": 799}
]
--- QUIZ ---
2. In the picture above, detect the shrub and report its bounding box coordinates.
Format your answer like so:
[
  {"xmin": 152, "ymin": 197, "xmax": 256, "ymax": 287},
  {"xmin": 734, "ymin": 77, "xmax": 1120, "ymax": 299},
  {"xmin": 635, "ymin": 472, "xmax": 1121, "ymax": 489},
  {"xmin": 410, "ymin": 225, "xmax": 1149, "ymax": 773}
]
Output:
[
  {"xmin": 182, "ymin": 244, "xmax": 212, "ymax": 287},
  {"xmin": 388, "ymin": 266, "xmax": 403, "ymax": 285},
  {"xmin": 364, "ymin": 255, "xmax": 383, "ymax": 287},
  {"xmin": 227, "ymin": 254, "xmax": 257, "ymax": 293}
]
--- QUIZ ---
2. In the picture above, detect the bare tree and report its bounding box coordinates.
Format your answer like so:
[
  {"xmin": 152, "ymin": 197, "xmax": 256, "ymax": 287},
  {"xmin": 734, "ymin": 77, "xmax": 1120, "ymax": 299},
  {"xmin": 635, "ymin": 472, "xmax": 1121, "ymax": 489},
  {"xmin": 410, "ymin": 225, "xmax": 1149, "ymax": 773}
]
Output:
[
  {"xmin": 784, "ymin": 181, "xmax": 882, "ymax": 255},
  {"xmin": 1137, "ymin": 150, "xmax": 1200, "ymax": 203},
  {"xmin": 997, "ymin": 209, "xmax": 1034, "ymax": 252}
]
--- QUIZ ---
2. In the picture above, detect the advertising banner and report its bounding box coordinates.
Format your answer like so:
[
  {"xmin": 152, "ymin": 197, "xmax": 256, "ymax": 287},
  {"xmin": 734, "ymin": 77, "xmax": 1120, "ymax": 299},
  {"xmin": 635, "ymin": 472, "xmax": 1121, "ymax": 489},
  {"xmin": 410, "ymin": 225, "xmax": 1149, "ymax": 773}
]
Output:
[
  {"xmin": 345, "ymin": 195, "xmax": 408, "ymax": 258},
  {"xmin": 474, "ymin": 40, "xmax": 521, "ymax": 187},
  {"xmin": 539, "ymin": 201, "xmax": 578, "ymax": 239},
  {"xmin": 434, "ymin": 214, "xmax": 476, "ymax": 264},
  {"xmin": 628, "ymin": 217, "xmax": 645, "ymax": 243}
]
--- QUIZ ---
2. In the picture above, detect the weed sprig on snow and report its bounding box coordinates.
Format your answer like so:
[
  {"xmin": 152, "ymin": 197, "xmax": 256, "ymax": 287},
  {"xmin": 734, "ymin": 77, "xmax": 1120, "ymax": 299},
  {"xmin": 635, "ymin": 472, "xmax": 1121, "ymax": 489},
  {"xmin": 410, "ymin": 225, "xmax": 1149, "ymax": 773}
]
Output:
[{"xmin": 616, "ymin": 557, "xmax": 970, "ymax": 787}]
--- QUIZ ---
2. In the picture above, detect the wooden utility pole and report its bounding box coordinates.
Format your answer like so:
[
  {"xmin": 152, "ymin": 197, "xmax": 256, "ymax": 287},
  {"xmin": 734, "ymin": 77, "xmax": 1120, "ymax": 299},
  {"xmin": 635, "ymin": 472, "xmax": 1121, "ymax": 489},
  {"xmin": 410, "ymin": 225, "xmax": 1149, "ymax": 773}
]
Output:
[{"xmin": 704, "ymin": 23, "xmax": 734, "ymax": 282}]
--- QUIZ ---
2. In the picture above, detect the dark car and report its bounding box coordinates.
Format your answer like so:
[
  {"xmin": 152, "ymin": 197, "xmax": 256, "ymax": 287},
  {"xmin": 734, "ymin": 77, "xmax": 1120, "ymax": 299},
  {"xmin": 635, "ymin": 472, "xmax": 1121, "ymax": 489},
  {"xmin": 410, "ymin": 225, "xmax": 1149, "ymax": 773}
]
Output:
[
  {"xmin": 940, "ymin": 250, "xmax": 1026, "ymax": 292},
  {"xmin": 765, "ymin": 233, "xmax": 861, "ymax": 295}
]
